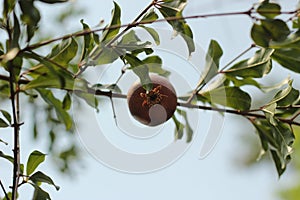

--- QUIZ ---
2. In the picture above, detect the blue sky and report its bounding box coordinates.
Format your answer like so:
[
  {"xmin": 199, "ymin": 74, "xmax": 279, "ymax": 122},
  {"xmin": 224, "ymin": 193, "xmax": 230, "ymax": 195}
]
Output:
[{"xmin": 1, "ymin": 0, "xmax": 300, "ymax": 199}]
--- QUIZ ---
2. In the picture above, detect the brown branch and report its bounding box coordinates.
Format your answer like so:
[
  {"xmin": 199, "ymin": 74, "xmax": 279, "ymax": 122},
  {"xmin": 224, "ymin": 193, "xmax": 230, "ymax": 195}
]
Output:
[
  {"xmin": 9, "ymin": 69, "xmax": 21, "ymax": 200},
  {"xmin": 186, "ymin": 44, "xmax": 257, "ymax": 104},
  {"xmin": 21, "ymin": 8, "xmax": 299, "ymax": 52},
  {"xmin": 85, "ymin": 86, "xmax": 300, "ymax": 126},
  {"xmin": 74, "ymin": 0, "xmax": 156, "ymax": 77},
  {"xmin": 177, "ymin": 102, "xmax": 300, "ymax": 126},
  {"xmin": 0, "ymin": 180, "xmax": 9, "ymax": 200},
  {"xmin": 0, "ymin": 74, "xmax": 299, "ymax": 126}
]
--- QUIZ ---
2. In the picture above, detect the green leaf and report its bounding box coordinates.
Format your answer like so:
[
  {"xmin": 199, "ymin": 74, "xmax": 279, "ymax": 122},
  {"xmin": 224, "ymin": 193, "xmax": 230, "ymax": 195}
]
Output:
[
  {"xmin": 252, "ymin": 119, "xmax": 294, "ymax": 177},
  {"xmin": 179, "ymin": 23, "xmax": 195, "ymax": 56},
  {"xmin": 21, "ymin": 50, "xmax": 77, "ymax": 90},
  {"xmin": 0, "ymin": 151, "xmax": 13, "ymax": 163},
  {"xmin": 18, "ymin": 0, "xmax": 41, "ymax": 41},
  {"xmin": 224, "ymin": 48, "xmax": 273, "ymax": 78},
  {"xmin": 262, "ymin": 103, "xmax": 277, "ymax": 126},
  {"xmin": 12, "ymin": 12, "xmax": 20, "ymax": 48},
  {"xmin": 3, "ymin": 0, "xmax": 16, "ymax": 19},
  {"xmin": 267, "ymin": 80, "xmax": 293, "ymax": 105},
  {"xmin": 196, "ymin": 40, "xmax": 223, "ymax": 87},
  {"xmin": 140, "ymin": 8, "xmax": 158, "ymax": 23},
  {"xmin": 2, "ymin": 192, "xmax": 14, "ymax": 200},
  {"xmin": 277, "ymin": 88, "xmax": 299, "ymax": 107},
  {"xmin": 0, "ymin": 48, "xmax": 19, "ymax": 64},
  {"xmin": 253, "ymin": 22, "xmax": 272, "ymax": 47},
  {"xmin": 261, "ymin": 76, "xmax": 291, "ymax": 92},
  {"xmin": 270, "ymin": 31, "xmax": 300, "ymax": 50},
  {"xmin": 270, "ymin": 149, "xmax": 287, "ymax": 177},
  {"xmin": 101, "ymin": 1, "xmax": 121, "ymax": 43},
  {"xmin": 38, "ymin": 0, "xmax": 68, "ymax": 3},
  {"xmin": 62, "ymin": 92, "xmax": 71, "ymax": 110},
  {"xmin": 158, "ymin": 0, "xmax": 195, "ymax": 55},
  {"xmin": 38, "ymin": 89, "xmax": 72, "ymax": 130},
  {"xmin": 261, "ymin": 19, "xmax": 290, "ymax": 42},
  {"xmin": 7, "ymin": 54, "xmax": 23, "ymax": 78},
  {"xmin": 22, "ymin": 68, "xmax": 75, "ymax": 90},
  {"xmin": 139, "ymin": 25, "xmax": 160, "ymax": 45},
  {"xmin": 80, "ymin": 19, "xmax": 94, "ymax": 61},
  {"xmin": 30, "ymin": 171, "xmax": 60, "ymax": 190},
  {"xmin": 117, "ymin": 30, "xmax": 152, "ymax": 53},
  {"xmin": 200, "ymin": 86, "xmax": 252, "ymax": 110},
  {"xmin": 74, "ymin": 90, "xmax": 99, "ymax": 111},
  {"xmin": 257, "ymin": 2, "xmax": 281, "ymax": 19},
  {"xmin": 26, "ymin": 150, "xmax": 46, "ymax": 176},
  {"xmin": 294, "ymin": 16, "xmax": 300, "ymax": 29},
  {"xmin": 272, "ymin": 48, "xmax": 300, "ymax": 73},
  {"xmin": 30, "ymin": 183, "xmax": 51, "ymax": 200},
  {"xmin": 142, "ymin": 56, "xmax": 170, "ymax": 77},
  {"xmin": 226, "ymin": 76, "xmax": 262, "ymax": 89},
  {"xmin": 124, "ymin": 53, "xmax": 152, "ymax": 91},
  {"xmin": 177, "ymin": 109, "xmax": 193, "ymax": 142},
  {"xmin": 86, "ymin": 44, "xmax": 121, "ymax": 66},
  {"xmin": 0, "ymin": 118, "xmax": 9, "ymax": 128},
  {"xmin": 172, "ymin": 115, "xmax": 184, "ymax": 140},
  {"xmin": 0, "ymin": 109, "xmax": 11, "ymax": 124},
  {"xmin": 48, "ymin": 38, "xmax": 78, "ymax": 66},
  {"xmin": 251, "ymin": 19, "xmax": 290, "ymax": 47}
]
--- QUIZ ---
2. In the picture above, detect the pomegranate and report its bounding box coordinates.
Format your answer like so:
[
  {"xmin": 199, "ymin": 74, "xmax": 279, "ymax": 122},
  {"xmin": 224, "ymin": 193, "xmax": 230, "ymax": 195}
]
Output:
[{"xmin": 127, "ymin": 74, "xmax": 177, "ymax": 126}]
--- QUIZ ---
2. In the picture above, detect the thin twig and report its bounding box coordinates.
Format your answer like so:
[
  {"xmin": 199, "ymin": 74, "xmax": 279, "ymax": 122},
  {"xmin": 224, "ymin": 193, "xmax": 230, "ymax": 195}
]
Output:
[
  {"xmin": 177, "ymin": 102, "xmax": 300, "ymax": 126},
  {"xmin": 9, "ymin": 68, "xmax": 21, "ymax": 200},
  {"xmin": 186, "ymin": 44, "xmax": 256, "ymax": 104},
  {"xmin": 87, "ymin": 87, "xmax": 300, "ymax": 126},
  {"xmin": 291, "ymin": 111, "xmax": 300, "ymax": 121},
  {"xmin": 0, "ymin": 73, "xmax": 299, "ymax": 126},
  {"xmin": 115, "ymin": 65, "xmax": 128, "ymax": 85},
  {"xmin": 109, "ymin": 97, "xmax": 118, "ymax": 127},
  {"xmin": 21, "ymin": 8, "xmax": 299, "ymax": 51},
  {"xmin": 73, "ymin": 0, "xmax": 156, "ymax": 77},
  {"xmin": 219, "ymin": 44, "xmax": 256, "ymax": 72},
  {"xmin": 0, "ymin": 180, "xmax": 9, "ymax": 200}
]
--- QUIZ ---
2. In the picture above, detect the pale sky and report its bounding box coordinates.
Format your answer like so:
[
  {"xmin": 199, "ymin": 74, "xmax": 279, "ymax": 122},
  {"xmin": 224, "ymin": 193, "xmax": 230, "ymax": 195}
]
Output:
[{"xmin": 1, "ymin": 0, "xmax": 299, "ymax": 199}]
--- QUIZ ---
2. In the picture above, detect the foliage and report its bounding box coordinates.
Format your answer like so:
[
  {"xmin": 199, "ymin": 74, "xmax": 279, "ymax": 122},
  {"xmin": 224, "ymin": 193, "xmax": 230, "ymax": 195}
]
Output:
[{"xmin": 0, "ymin": 0, "xmax": 300, "ymax": 199}]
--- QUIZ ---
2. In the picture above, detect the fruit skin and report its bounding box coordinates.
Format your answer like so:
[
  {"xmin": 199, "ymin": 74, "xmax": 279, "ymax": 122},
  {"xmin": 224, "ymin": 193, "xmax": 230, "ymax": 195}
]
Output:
[{"xmin": 127, "ymin": 74, "xmax": 177, "ymax": 126}]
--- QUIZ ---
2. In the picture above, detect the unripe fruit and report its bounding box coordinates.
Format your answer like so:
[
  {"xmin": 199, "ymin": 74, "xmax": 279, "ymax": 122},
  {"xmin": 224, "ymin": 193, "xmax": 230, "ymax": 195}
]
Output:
[{"xmin": 127, "ymin": 74, "xmax": 177, "ymax": 126}]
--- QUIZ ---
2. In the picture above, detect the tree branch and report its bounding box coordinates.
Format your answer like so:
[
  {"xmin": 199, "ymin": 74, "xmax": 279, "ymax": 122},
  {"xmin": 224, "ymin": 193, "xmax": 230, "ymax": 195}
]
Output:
[
  {"xmin": 186, "ymin": 44, "xmax": 257, "ymax": 104},
  {"xmin": 9, "ymin": 69, "xmax": 21, "ymax": 200},
  {"xmin": 74, "ymin": 0, "xmax": 156, "ymax": 77},
  {"xmin": 0, "ymin": 73, "xmax": 299, "ymax": 126},
  {"xmin": 177, "ymin": 102, "xmax": 300, "ymax": 126},
  {"xmin": 21, "ymin": 8, "xmax": 299, "ymax": 51},
  {"xmin": 0, "ymin": 180, "xmax": 9, "ymax": 200}
]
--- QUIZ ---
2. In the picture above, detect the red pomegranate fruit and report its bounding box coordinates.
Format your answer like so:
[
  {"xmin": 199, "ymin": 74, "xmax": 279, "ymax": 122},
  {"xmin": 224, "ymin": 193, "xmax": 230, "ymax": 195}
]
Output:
[{"xmin": 127, "ymin": 74, "xmax": 177, "ymax": 126}]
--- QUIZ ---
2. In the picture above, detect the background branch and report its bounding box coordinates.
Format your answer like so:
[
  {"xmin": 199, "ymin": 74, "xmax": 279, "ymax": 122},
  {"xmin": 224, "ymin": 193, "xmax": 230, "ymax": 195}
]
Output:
[{"xmin": 21, "ymin": 8, "xmax": 299, "ymax": 51}]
